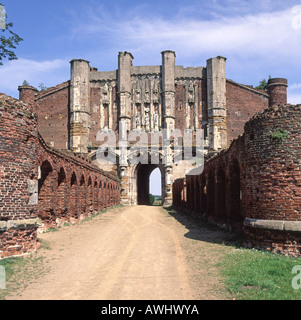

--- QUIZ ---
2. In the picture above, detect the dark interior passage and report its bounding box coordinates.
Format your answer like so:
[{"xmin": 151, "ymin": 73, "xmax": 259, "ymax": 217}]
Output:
[{"xmin": 137, "ymin": 164, "xmax": 162, "ymax": 205}]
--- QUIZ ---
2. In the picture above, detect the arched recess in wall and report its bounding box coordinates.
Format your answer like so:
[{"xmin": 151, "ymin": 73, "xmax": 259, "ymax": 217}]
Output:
[
  {"xmin": 38, "ymin": 160, "xmax": 54, "ymax": 221},
  {"xmin": 201, "ymin": 175, "xmax": 207, "ymax": 215},
  {"xmin": 57, "ymin": 167, "xmax": 67, "ymax": 218},
  {"xmin": 70, "ymin": 172, "xmax": 78, "ymax": 218},
  {"xmin": 103, "ymin": 181, "xmax": 107, "ymax": 208},
  {"xmin": 93, "ymin": 180, "xmax": 99, "ymax": 213},
  {"xmin": 207, "ymin": 170, "xmax": 215, "ymax": 217},
  {"xmin": 87, "ymin": 176, "xmax": 93, "ymax": 214},
  {"xmin": 217, "ymin": 166, "xmax": 226, "ymax": 219},
  {"xmin": 80, "ymin": 175, "xmax": 86, "ymax": 215},
  {"xmin": 229, "ymin": 159, "xmax": 242, "ymax": 224},
  {"xmin": 186, "ymin": 177, "xmax": 192, "ymax": 210},
  {"xmin": 108, "ymin": 182, "xmax": 112, "ymax": 207},
  {"xmin": 111, "ymin": 183, "xmax": 114, "ymax": 206},
  {"xmin": 195, "ymin": 176, "xmax": 201, "ymax": 212},
  {"xmin": 99, "ymin": 180, "xmax": 103, "ymax": 211}
]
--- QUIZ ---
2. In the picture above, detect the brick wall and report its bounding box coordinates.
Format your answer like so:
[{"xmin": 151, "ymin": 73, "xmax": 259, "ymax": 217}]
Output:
[
  {"xmin": 89, "ymin": 87, "xmax": 101, "ymax": 146},
  {"xmin": 226, "ymin": 80, "xmax": 269, "ymax": 146},
  {"xmin": 0, "ymin": 94, "xmax": 121, "ymax": 259},
  {"xmin": 35, "ymin": 82, "xmax": 70, "ymax": 150},
  {"xmin": 173, "ymin": 103, "xmax": 301, "ymax": 256},
  {"xmin": 243, "ymin": 104, "xmax": 301, "ymax": 221},
  {"xmin": 36, "ymin": 134, "xmax": 121, "ymax": 232},
  {"xmin": 0, "ymin": 94, "xmax": 40, "ymax": 258}
]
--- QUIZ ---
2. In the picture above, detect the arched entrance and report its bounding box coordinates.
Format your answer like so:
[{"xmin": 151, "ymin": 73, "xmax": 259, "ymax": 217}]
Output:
[{"xmin": 136, "ymin": 164, "xmax": 164, "ymax": 205}]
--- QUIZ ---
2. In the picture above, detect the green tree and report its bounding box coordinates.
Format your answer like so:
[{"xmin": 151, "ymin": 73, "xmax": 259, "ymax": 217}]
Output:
[
  {"xmin": 0, "ymin": 3, "xmax": 23, "ymax": 65},
  {"xmin": 255, "ymin": 75, "xmax": 271, "ymax": 91},
  {"xmin": 255, "ymin": 79, "xmax": 268, "ymax": 91},
  {"xmin": 149, "ymin": 194, "xmax": 155, "ymax": 205}
]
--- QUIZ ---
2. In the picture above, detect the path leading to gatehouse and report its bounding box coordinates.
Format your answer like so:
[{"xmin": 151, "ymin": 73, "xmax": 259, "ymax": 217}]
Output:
[{"xmin": 6, "ymin": 206, "xmax": 236, "ymax": 300}]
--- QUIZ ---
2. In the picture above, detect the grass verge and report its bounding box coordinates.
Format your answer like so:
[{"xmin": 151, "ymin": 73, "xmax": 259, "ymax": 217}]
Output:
[
  {"xmin": 219, "ymin": 248, "xmax": 301, "ymax": 300},
  {"xmin": 0, "ymin": 254, "xmax": 46, "ymax": 300}
]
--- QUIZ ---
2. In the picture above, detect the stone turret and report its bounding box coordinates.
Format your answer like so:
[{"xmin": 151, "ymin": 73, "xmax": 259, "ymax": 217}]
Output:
[
  {"xmin": 161, "ymin": 50, "xmax": 176, "ymax": 207},
  {"xmin": 118, "ymin": 51, "xmax": 133, "ymax": 121},
  {"xmin": 69, "ymin": 59, "xmax": 91, "ymax": 153},
  {"xmin": 206, "ymin": 56, "xmax": 227, "ymax": 152},
  {"xmin": 161, "ymin": 50, "xmax": 176, "ymax": 132},
  {"xmin": 118, "ymin": 52, "xmax": 134, "ymax": 205}
]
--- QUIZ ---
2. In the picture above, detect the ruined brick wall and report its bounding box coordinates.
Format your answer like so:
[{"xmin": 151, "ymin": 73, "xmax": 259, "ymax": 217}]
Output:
[
  {"xmin": 226, "ymin": 80, "xmax": 269, "ymax": 145},
  {"xmin": 174, "ymin": 135, "xmax": 245, "ymax": 230},
  {"xmin": 0, "ymin": 94, "xmax": 40, "ymax": 258},
  {"xmin": 0, "ymin": 94, "xmax": 121, "ymax": 259},
  {"xmin": 36, "ymin": 134, "xmax": 120, "ymax": 232},
  {"xmin": 35, "ymin": 82, "xmax": 70, "ymax": 150},
  {"xmin": 243, "ymin": 104, "xmax": 301, "ymax": 256},
  {"xmin": 173, "ymin": 102, "xmax": 301, "ymax": 256},
  {"xmin": 19, "ymin": 82, "xmax": 70, "ymax": 150}
]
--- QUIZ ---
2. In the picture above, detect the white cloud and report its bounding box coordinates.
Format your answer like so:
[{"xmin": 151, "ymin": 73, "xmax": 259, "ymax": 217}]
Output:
[
  {"xmin": 0, "ymin": 58, "xmax": 69, "ymax": 98},
  {"xmin": 288, "ymin": 83, "xmax": 301, "ymax": 104},
  {"xmin": 70, "ymin": 5, "xmax": 301, "ymax": 62}
]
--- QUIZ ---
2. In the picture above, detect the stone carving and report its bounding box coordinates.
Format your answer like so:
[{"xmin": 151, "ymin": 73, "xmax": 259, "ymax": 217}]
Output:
[{"xmin": 136, "ymin": 112, "xmax": 141, "ymax": 128}]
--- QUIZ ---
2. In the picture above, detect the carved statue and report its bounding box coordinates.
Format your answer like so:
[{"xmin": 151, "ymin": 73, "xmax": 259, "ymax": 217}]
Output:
[
  {"xmin": 154, "ymin": 111, "xmax": 159, "ymax": 127},
  {"xmin": 136, "ymin": 113, "xmax": 141, "ymax": 128},
  {"xmin": 145, "ymin": 112, "xmax": 150, "ymax": 126}
]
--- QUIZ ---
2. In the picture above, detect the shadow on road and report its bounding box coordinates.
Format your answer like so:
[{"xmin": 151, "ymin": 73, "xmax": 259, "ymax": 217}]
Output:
[{"xmin": 163, "ymin": 206, "xmax": 244, "ymax": 249}]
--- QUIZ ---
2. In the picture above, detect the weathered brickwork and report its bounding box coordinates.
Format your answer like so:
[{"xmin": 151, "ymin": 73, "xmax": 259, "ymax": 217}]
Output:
[
  {"xmin": 0, "ymin": 94, "xmax": 40, "ymax": 257},
  {"xmin": 0, "ymin": 94, "xmax": 120, "ymax": 259},
  {"xmin": 36, "ymin": 133, "xmax": 120, "ymax": 232},
  {"xmin": 173, "ymin": 136, "xmax": 245, "ymax": 230},
  {"xmin": 226, "ymin": 80, "xmax": 268, "ymax": 145},
  {"xmin": 173, "ymin": 92, "xmax": 301, "ymax": 256},
  {"xmin": 19, "ymin": 82, "xmax": 71, "ymax": 150}
]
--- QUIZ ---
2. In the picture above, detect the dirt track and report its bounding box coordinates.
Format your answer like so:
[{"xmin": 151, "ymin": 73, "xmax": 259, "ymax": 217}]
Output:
[{"xmin": 6, "ymin": 206, "xmax": 234, "ymax": 300}]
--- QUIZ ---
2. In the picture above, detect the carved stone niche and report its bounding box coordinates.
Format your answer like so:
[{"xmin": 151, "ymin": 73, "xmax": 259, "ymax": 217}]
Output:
[
  {"xmin": 188, "ymin": 82, "xmax": 195, "ymax": 103},
  {"xmin": 144, "ymin": 89, "xmax": 150, "ymax": 104},
  {"xmin": 153, "ymin": 88, "xmax": 159, "ymax": 104},
  {"xmin": 135, "ymin": 89, "xmax": 141, "ymax": 104},
  {"xmin": 101, "ymin": 84, "xmax": 110, "ymax": 105}
]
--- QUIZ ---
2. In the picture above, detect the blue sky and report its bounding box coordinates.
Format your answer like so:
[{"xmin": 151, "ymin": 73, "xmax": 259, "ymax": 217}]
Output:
[{"xmin": 1, "ymin": 0, "xmax": 301, "ymax": 102}]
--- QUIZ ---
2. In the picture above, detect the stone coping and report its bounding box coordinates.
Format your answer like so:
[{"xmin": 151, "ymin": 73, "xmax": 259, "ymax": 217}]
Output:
[
  {"xmin": 244, "ymin": 218, "xmax": 301, "ymax": 232},
  {"xmin": 0, "ymin": 218, "xmax": 42, "ymax": 232}
]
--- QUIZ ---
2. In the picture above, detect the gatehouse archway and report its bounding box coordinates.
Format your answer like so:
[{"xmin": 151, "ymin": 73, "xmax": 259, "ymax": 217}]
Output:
[{"xmin": 136, "ymin": 164, "xmax": 164, "ymax": 205}]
